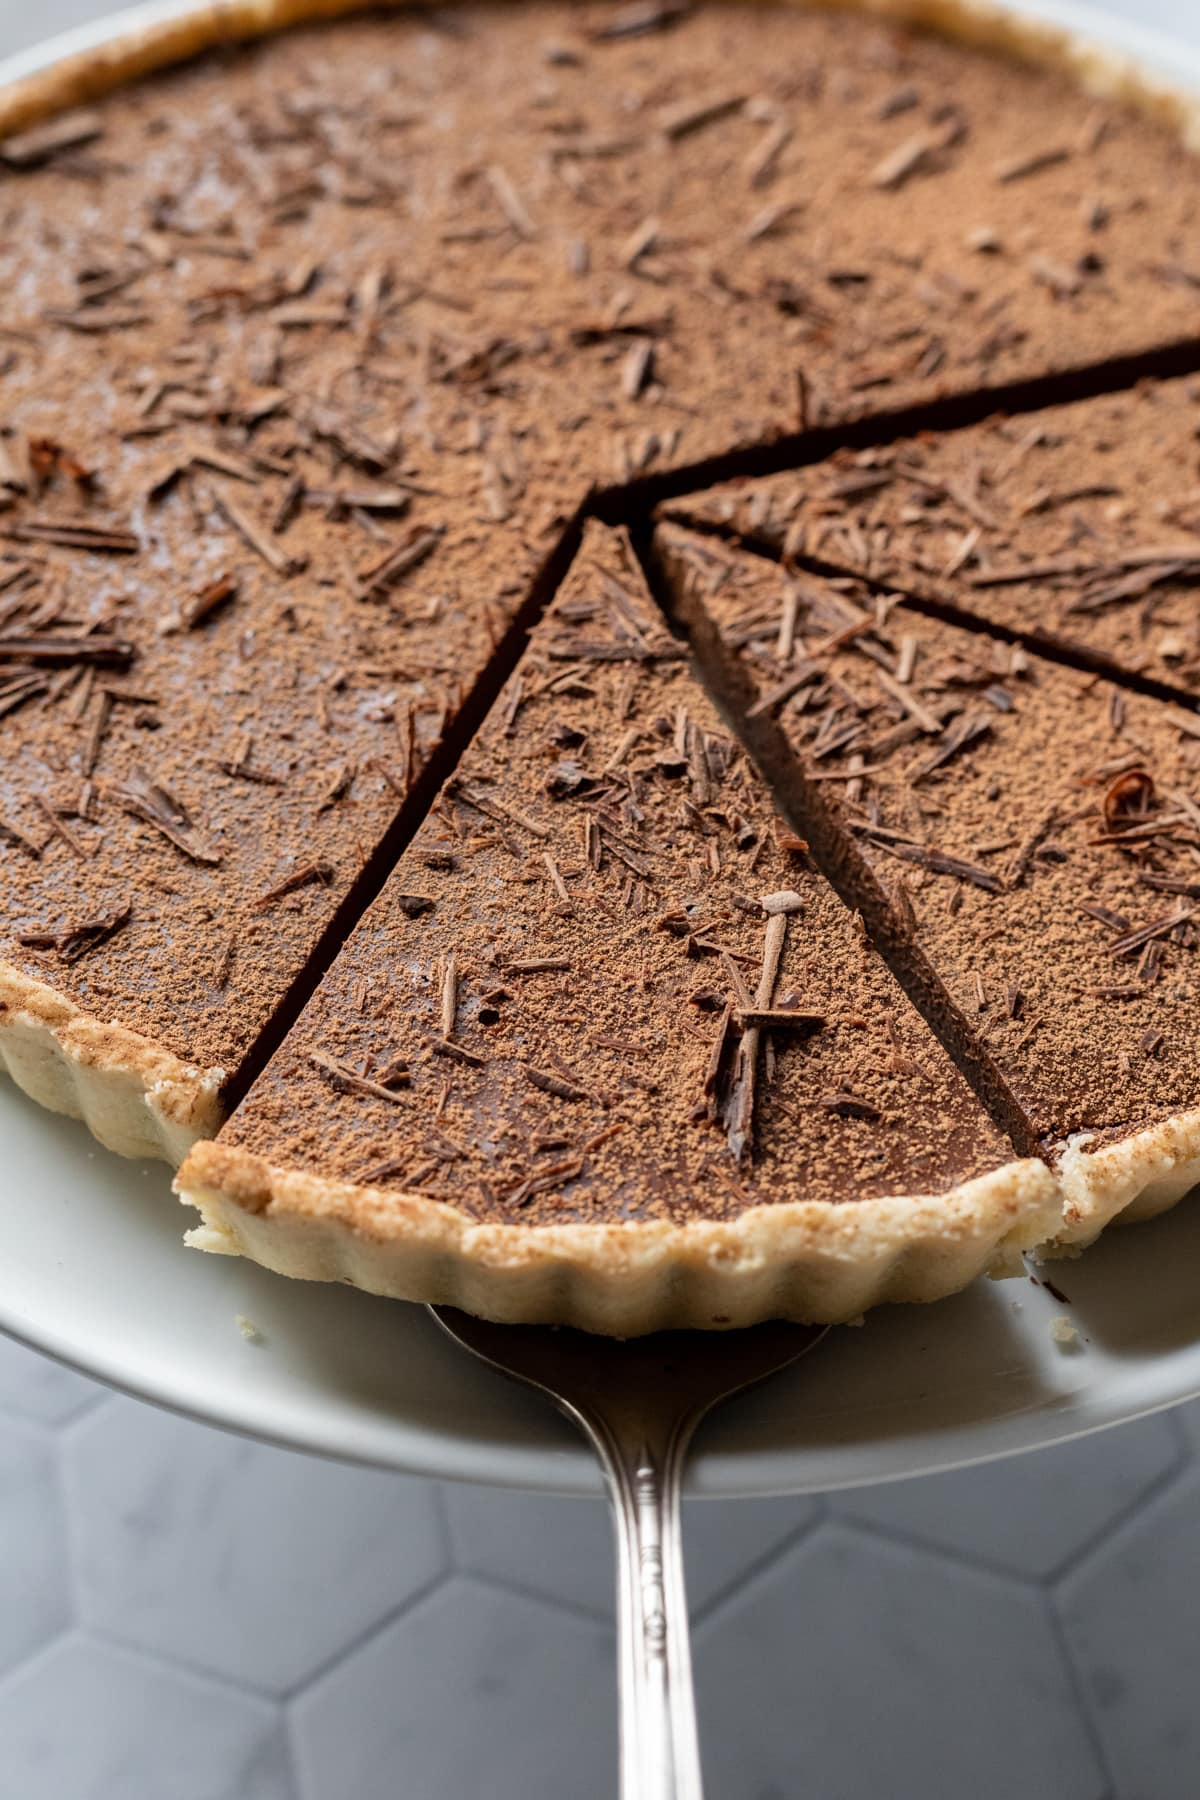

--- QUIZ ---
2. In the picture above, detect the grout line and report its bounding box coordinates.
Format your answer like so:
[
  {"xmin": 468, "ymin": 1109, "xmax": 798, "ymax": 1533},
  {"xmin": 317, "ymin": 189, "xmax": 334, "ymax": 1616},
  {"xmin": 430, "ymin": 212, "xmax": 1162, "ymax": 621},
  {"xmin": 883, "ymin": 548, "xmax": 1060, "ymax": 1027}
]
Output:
[
  {"xmin": 820, "ymin": 1502, "xmax": 1051, "ymax": 1593},
  {"xmin": 629, "ymin": 516, "xmax": 1041, "ymax": 1162},
  {"xmin": 1042, "ymin": 1589, "xmax": 1122, "ymax": 1799},
  {"xmin": 1047, "ymin": 1434, "xmax": 1193, "ymax": 1588},
  {"xmin": 462, "ymin": 1565, "xmax": 618, "ymax": 1628},
  {"xmin": 671, "ymin": 509, "xmax": 1200, "ymax": 719},
  {"xmin": 278, "ymin": 1566, "xmax": 453, "ymax": 1705},
  {"xmin": 686, "ymin": 1500, "xmax": 828, "ymax": 1633}
]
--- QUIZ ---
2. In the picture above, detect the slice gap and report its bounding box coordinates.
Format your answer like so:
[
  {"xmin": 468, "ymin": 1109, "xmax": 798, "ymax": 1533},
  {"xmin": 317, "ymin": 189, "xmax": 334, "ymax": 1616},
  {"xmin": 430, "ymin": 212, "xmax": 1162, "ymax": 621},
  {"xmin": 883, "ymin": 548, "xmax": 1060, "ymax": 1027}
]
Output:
[
  {"xmin": 178, "ymin": 521, "xmax": 1058, "ymax": 1333},
  {"xmin": 659, "ymin": 374, "xmax": 1200, "ymax": 714},
  {"xmin": 651, "ymin": 519, "xmax": 1200, "ymax": 1254},
  {"xmin": 223, "ymin": 504, "xmax": 590, "ymax": 1112},
  {"xmin": 596, "ymin": 334, "xmax": 1200, "ymax": 524}
]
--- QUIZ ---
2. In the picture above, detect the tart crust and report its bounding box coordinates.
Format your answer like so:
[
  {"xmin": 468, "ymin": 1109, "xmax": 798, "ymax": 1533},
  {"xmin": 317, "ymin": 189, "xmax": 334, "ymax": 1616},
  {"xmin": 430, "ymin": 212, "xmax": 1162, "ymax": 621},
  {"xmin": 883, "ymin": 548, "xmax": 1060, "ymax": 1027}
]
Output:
[
  {"xmin": 0, "ymin": 0, "xmax": 1196, "ymax": 147},
  {"xmin": 0, "ymin": 963, "xmax": 222, "ymax": 1163},
  {"xmin": 178, "ymin": 1140, "xmax": 1061, "ymax": 1332},
  {"xmin": 1, "ymin": 0, "xmax": 1199, "ymax": 1331},
  {"xmin": 1055, "ymin": 1109, "xmax": 1200, "ymax": 1250}
]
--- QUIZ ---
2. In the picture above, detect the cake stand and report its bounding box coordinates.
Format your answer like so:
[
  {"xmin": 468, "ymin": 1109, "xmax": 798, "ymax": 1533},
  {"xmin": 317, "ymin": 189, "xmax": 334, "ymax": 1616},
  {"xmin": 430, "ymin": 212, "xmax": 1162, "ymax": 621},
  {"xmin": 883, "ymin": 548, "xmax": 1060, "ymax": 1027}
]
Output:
[{"xmin": 2, "ymin": 0, "xmax": 1200, "ymax": 1497}]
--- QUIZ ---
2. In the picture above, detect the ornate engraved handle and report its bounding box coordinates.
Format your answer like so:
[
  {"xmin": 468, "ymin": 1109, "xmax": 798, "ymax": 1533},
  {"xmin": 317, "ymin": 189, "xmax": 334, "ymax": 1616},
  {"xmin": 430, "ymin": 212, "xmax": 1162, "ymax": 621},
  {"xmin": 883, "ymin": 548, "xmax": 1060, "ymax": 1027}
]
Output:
[
  {"xmin": 430, "ymin": 1305, "xmax": 825, "ymax": 1798},
  {"xmin": 577, "ymin": 1408, "xmax": 705, "ymax": 1800}
]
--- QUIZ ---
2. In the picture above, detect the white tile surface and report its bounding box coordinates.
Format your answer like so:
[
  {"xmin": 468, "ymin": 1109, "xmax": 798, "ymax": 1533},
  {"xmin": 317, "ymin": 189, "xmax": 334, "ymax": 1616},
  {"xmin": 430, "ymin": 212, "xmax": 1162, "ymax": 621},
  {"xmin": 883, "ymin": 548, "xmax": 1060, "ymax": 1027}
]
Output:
[
  {"xmin": 64, "ymin": 1399, "xmax": 446, "ymax": 1695},
  {"xmin": 832, "ymin": 1410, "xmax": 1184, "ymax": 1579},
  {"xmin": 16, "ymin": 1389, "xmax": 1200, "ymax": 1800},
  {"xmin": 0, "ymin": 1635, "xmax": 293, "ymax": 1800},
  {"xmin": 292, "ymin": 1579, "xmax": 617, "ymax": 1800},
  {"xmin": 693, "ymin": 1522, "xmax": 1108, "ymax": 1800},
  {"xmin": 0, "ymin": 1420, "xmax": 71, "ymax": 1680},
  {"xmin": 1057, "ymin": 1465, "xmax": 1200, "ymax": 1800},
  {"xmin": 11, "ymin": 1370, "xmax": 1196, "ymax": 1797}
]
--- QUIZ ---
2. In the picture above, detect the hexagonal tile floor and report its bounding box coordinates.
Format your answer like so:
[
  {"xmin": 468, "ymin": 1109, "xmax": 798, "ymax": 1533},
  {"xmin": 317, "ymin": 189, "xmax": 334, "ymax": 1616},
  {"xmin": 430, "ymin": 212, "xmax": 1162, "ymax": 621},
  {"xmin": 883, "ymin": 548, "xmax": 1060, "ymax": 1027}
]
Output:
[{"xmin": 1, "ymin": 1323, "xmax": 1197, "ymax": 1800}]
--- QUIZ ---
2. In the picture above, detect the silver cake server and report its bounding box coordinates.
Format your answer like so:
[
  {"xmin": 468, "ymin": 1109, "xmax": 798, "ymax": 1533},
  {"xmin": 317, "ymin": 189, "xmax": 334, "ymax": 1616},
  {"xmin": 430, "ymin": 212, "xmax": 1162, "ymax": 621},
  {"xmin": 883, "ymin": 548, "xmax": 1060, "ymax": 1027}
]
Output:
[{"xmin": 431, "ymin": 1306, "xmax": 829, "ymax": 1800}]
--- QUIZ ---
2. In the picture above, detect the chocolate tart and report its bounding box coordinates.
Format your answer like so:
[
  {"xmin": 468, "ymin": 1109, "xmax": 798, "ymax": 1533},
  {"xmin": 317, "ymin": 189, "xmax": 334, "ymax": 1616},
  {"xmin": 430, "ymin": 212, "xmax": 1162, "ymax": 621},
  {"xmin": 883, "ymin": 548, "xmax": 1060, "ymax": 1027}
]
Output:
[
  {"xmin": 662, "ymin": 375, "xmax": 1200, "ymax": 701},
  {"xmin": 655, "ymin": 521, "xmax": 1200, "ymax": 1258},
  {"xmin": 0, "ymin": 0, "xmax": 1198, "ymax": 1330},
  {"xmin": 178, "ymin": 522, "xmax": 1058, "ymax": 1330}
]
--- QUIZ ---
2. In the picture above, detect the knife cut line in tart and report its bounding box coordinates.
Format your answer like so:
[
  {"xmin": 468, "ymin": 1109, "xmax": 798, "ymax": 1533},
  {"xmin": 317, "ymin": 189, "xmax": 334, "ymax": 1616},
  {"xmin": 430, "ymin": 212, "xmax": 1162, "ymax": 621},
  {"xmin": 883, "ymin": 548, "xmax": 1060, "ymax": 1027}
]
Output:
[
  {"xmin": 660, "ymin": 374, "xmax": 1200, "ymax": 712},
  {"xmin": 652, "ymin": 520, "xmax": 1200, "ymax": 1261},
  {"xmin": 177, "ymin": 520, "xmax": 1060, "ymax": 1332}
]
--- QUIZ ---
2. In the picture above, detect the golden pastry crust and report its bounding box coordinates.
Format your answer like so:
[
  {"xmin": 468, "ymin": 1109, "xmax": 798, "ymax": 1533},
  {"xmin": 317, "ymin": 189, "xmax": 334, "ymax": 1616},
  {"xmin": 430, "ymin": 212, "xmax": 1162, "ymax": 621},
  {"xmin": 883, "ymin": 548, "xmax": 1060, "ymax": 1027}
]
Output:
[
  {"xmin": 0, "ymin": 0, "xmax": 1196, "ymax": 143},
  {"xmin": 1054, "ymin": 1110, "xmax": 1200, "ymax": 1250},
  {"xmin": 178, "ymin": 1139, "xmax": 1062, "ymax": 1332},
  {"xmin": 0, "ymin": 963, "xmax": 222, "ymax": 1162}
]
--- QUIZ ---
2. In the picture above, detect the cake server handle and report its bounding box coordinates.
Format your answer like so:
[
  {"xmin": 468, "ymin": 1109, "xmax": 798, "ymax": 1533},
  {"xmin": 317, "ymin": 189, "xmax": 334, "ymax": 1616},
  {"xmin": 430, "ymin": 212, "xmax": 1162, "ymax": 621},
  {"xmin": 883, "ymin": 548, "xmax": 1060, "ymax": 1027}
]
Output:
[
  {"xmin": 575, "ymin": 1399, "xmax": 704, "ymax": 1800},
  {"xmin": 428, "ymin": 1308, "xmax": 829, "ymax": 1800}
]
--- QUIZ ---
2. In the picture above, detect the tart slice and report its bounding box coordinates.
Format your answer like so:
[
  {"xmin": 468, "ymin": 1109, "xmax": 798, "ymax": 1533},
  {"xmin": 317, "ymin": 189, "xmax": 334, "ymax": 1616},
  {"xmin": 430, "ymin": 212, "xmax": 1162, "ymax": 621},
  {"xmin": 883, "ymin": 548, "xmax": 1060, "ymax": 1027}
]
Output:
[
  {"xmin": 0, "ymin": 346, "xmax": 568, "ymax": 1160},
  {"xmin": 662, "ymin": 376, "xmax": 1200, "ymax": 701},
  {"xmin": 177, "ymin": 523, "xmax": 1057, "ymax": 1333},
  {"xmin": 656, "ymin": 521, "xmax": 1200, "ymax": 1253}
]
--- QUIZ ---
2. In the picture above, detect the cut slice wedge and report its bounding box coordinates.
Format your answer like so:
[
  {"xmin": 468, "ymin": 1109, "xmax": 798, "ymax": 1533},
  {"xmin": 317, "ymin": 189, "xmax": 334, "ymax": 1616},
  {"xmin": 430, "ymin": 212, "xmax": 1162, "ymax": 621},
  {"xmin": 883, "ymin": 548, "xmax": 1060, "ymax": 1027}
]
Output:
[
  {"xmin": 655, "ymin": 521, "xmax": 1200, "ymax": 1255},
  {"xmin": 178, "ymin": 523, "xmax": 1057, "ymax": 1332},
  {"xmin": 662, "ymin": 376, "xmax": 1200, "ymax": 705}
]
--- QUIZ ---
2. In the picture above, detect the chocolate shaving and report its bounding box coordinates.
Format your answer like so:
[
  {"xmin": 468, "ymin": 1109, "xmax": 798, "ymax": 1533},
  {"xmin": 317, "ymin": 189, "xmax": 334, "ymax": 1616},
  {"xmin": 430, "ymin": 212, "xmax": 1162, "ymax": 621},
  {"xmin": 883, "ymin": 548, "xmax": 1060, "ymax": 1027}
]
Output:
[
  {"xmin": 252, "ymin": 862, "xmax": 334, "ymax": 910},
  {"xmin": 734, "ymin": 1008, "xmax": 825, "ymax": 1033},
  {"xmin": 525, "ymin": 1063, "xmax": 588, "ymax": 1101},
  {"xmin": 994, "ymin": 145, "xmax": 1071, "ymax": 183},
  {"xmin": 819, "ymin": 1090, "xmax": 881, "ymax": 1121},
  {"xmin": 163, "ymin": 574, "xmax": 238, "ymax": 634},
  {"xmin": 113, "ymin": 771, "xmax": 222, "ymax": 864},
  {"xmin": 1140, "ymin": 874, "xmax": 1200, "ymax": 900},
  {"xmin": 432, "ymin": 1037, "xmax": 486, "ymax": 1067},
  {"xmin": 1108, "ymin": 906, "xmax": 1197, "ymax": 959},
  {"xmin": 723, "ymin": 911, "xmax": 787, "ymax": 1163},
  {"xmin": 1078, "ymin": 902, "xmax": 1132, "ymax": 933},
  {"xmin": 505, "ymin": 1157, "xmax": 585, "ymax": 1207},
  {"xmin": 0, "ymin": 632, "xmax": 134, "ymax": 667},
  {"xmin": 911, "ymin": 712, "xmax": 991, "ymax": 783},
  {"xmin": 658, "ymin": 91, "xmax": 745, "ymax": 140},
  {"xmin": 0, "ymin": 109, "xmax": 104, "ymax": 169},
  {"xmin": 214, "ymin": 489, "xmax": 303, "ymax": 576},
  {"xmin": 0, "ymin": 816, "xmax": 43, "ymax": 859},
  {"xmin": 33, "ymin": 794, "xmax": 91, "ymax": 859},
  {"xmin": 1102, "ymin": 768, "xmax": 1155, "ymax": 831},
  {"xmin": 310, "ymin": 1052, "xmax": 409, "ymax": 1102},
  {"xmin": 440, "ymin": 953, "xmax": 459, "ymax": 1040},
  {"xmin": 888, "ymin": 843, "xmax": 1003, "ymax": 893},
  {"xmin": 395, "ymin": 893, "xmax": 437, "ymax": 918},
  {"xmin": 356, "ymin": 527, "xmax": 444, "ymax": 601},
  {"xmin": 7, "ymin": 519, "xmax": 138, "ymax": 554},
  {"xmin": 1006, "ymin": 809, "xmax": 1058, "ymax": 890},
  {"xmin": 588, "ymin": 0, "xmax": 690, "ymax": 40},
  {"xmin": 454, "ymin": 782, "xmax": 549, "ymax": 840},
  {"xmin": 17, "ymin": 903, "xmax": 131, "ymax": 963}
]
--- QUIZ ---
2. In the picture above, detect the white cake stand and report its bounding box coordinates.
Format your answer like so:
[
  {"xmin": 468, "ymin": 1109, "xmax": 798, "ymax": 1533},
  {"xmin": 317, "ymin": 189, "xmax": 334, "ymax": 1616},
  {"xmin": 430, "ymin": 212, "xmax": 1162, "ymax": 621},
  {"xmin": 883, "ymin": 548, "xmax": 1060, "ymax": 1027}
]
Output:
[
  {"xmin": 2, "ymin": 0, "xmax": 1199, "ymax": 1498},
  {"xmin": 6, "ymin": 1071, "xmax": 1200, "ymax": 1497}
]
